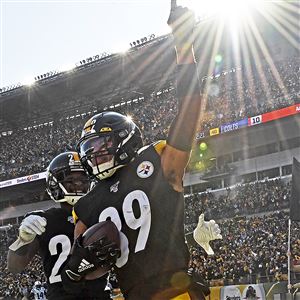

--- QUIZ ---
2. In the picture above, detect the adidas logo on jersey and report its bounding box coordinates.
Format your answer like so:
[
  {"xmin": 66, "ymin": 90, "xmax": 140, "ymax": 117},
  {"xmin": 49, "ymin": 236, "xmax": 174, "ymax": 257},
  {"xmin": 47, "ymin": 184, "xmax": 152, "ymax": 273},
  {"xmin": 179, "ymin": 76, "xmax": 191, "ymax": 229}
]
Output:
[{"xmin": 78, "ymin": 259, "xmax": 94, "ymax": 273}]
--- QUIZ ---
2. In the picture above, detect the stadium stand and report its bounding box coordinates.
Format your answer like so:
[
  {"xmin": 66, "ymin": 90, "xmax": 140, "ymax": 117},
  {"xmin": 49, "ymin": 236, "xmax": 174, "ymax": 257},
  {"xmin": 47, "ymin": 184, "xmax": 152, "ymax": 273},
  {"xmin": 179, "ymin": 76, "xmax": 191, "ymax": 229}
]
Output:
[
  {"xmin": 0, "ymin": 225, "xmax": 46, "ymax": 299},
  {"xmin": 0, "ymin": 55, "xmax": 299, "ymax": 182},
  {"xmin": 0, "ymin": 189, "xmax": 299, "ymax": 297},
  {"xmin": 188, "ymin": 210, "xmax": 300, "ymax": 286},
  {"xmin": 184, "ymin": 178, "xmax": 291, "ymax": 225}
]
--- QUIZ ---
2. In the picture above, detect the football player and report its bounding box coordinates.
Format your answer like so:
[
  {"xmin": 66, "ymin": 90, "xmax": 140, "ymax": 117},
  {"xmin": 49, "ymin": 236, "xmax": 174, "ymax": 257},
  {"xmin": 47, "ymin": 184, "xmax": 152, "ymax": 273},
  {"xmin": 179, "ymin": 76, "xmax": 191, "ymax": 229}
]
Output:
[
  {"xmin": 63, "ymin": 2, "xmax": 222, "ymax": 299},
  {"xmin": 7, "ymin": 152, "xmax": 111, "ymax": 300},
  {"xmin": 30, "ymin": 281, "xmax": 47, "ymax": 300}
]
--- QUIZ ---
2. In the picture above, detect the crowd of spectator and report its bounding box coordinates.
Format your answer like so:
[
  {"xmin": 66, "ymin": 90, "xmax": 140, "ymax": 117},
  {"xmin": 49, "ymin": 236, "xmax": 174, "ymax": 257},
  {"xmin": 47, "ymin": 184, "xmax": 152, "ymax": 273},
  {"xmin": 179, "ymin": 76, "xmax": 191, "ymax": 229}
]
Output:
[
  {"xmin": 1, "ymin": 56, "xmax": 299, "ymax": 181},
  {"xmin": 0, "ymin": 225, "xmax": 46, "ymax": 299},
  {"xmin": 189, "ymin": 211, "xmax": 300, "ymax": 286},
  {"xmin": 201, "ymin": 56, "xmax": 300, "ymax": 131},
  {"xmin": 184, "ymin": 178, "xmax": 291, "ymax": 226},
  {"xmin": 0, "ymin": 203, "xmax": 299, "ymax": 298},
  {"xmin": 0, "ymin": 118, "xmax": 83, "ymax": 181}
]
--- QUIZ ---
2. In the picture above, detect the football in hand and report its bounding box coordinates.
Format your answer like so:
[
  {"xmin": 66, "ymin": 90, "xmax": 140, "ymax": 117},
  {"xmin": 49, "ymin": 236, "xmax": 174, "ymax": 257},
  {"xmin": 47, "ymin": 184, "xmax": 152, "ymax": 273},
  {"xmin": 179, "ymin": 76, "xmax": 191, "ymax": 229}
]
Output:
[{"xmin": 82, "ymin": 220, "xmax": 120, "ymax": 280}]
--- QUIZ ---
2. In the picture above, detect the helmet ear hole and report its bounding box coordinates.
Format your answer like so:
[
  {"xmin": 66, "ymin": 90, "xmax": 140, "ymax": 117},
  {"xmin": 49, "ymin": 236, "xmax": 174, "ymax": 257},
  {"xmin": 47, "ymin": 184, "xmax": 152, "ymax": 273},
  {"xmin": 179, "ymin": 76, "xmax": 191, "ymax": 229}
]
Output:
[{"xmin": 53, "ymin": 185, "xmax": 63, "ymax": 200}]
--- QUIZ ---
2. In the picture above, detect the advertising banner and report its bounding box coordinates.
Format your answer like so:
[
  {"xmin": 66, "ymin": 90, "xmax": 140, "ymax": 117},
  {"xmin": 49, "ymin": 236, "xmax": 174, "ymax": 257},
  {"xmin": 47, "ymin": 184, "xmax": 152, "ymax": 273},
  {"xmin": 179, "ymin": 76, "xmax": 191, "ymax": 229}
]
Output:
[
  {"xmin": 219, "ymin": 284, "xmax": 265, "ymax": 300},
  {"xmin": 0, "ymin": 172, "xmax": 46, "ymax": 188},
  {"xmin": 210, "ymin": 127, "xmax": 220, "ymax": 136},
  {"xmin": 209, "ymin": 286, "xmax": 223, "ymax": 300},
  {"xmin": 262, "ymin": 104, "xmax": 300, "ymax": 123},
  {"xmin": 220, "ymin": 285, "xmax": 242, "ymax": 300},
  {"xmin": 208, "ymin": 282, "xmax": 291, "ymax": 300},
  {"xmin": 220, "ymin": 118, "xmax": 248, "ymax": 134},
  {"xmin": 248, "ymin": 115, "xmax": 263, "ymax": 126},
  {"xmin": 196, "ymin": 131, "xmax": 206, "ymax": 140},
  {"xmin": 198, "ymin": 104, "xmax": 299, "ymax": 140},
  {"xmin": 241, "ymin": 284, "xmax": 265, "ymax": 300}
]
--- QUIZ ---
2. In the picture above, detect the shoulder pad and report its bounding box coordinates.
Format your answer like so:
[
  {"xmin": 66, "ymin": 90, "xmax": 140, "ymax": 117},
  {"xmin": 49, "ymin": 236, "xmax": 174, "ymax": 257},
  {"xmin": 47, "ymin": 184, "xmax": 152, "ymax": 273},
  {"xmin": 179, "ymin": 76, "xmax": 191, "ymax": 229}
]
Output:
[
  {"xmin": 153, "ymin": 140, "xmax": 166, "ymax": 155},
  {"xmin": 137, "ymin": 144, "xmax": 150, "ymax": 155},
  {"xmin": 24, "ymin": 210, "xmax": 45, "ymax": 218}
]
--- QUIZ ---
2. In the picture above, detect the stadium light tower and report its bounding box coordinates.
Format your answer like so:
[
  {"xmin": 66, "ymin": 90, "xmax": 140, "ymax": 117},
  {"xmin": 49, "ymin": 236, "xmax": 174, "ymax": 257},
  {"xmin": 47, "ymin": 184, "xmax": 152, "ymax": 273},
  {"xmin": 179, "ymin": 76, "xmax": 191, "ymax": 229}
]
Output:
[
  {"xmin": 125, "ymin": 115, "xmax": 133, "ymax": 123},
  {"xmin": 60, "ymin": 64, "xmax": 75, "ymax": 73},
  {"xmin": 112, "ymin": 43, "xmax": 130, "ymax": 55},
  {"xmin": 22, "ymin": 77, "xmax": 36, "ymax": 87}
]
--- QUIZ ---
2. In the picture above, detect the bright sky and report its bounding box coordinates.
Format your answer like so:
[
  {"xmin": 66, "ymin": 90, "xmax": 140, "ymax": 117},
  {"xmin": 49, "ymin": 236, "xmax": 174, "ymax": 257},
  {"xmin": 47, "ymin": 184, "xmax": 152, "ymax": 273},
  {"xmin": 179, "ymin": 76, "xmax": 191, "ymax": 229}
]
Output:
[
  {"xmin": 1, "ymin": 0, "xmax": 297, "ymax": 89},
  {"xmin": 0, "ymin": 0, "xmax": 172, "ymax": 88}
]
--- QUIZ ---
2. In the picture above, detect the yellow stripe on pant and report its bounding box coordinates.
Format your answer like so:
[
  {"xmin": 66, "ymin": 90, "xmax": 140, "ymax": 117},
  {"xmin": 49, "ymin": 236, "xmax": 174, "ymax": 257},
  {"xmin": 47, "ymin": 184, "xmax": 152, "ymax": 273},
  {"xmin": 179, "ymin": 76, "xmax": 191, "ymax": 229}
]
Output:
[{"xmin": 171, "ymin": 292, "xmax": 191, "ymax": 300}]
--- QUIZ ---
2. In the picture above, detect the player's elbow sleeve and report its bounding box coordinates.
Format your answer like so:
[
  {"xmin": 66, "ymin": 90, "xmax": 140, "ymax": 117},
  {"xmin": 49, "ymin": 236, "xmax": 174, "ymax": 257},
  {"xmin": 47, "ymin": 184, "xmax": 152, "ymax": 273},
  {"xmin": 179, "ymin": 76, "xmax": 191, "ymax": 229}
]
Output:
[
  {"xmin": 7, "ymin": 250, "xmax": 29, "ymax": 274},
  {"xmin": 7, "ymin": 261, "xmax": 22, "ymax": 274}
]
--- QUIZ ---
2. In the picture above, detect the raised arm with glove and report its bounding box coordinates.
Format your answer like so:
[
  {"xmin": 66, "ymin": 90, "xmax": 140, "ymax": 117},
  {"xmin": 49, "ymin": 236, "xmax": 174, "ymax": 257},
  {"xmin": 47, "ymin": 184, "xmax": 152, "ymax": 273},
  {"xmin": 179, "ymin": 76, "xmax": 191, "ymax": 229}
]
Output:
[
  {"xmin": 193, "ymin": 214, "xmax": 222, "ymax": 255},
  {"xmin": 19, "ymin": 215, "xmax": 47, "ymax": 241},
  {"xmin": 8, "ymin": 214, "xmax": 46, "ymax": 273},
  {"xmin": 9, "ymin": 214, "xmax": 47, "ymax": 251}
]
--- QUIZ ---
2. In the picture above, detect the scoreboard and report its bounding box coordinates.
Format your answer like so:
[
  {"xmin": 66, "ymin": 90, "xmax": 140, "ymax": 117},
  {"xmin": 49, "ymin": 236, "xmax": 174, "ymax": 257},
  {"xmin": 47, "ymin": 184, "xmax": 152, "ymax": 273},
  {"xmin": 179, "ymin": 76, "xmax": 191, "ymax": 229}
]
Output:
[{"xmin": 196, "ymin": 103, "xmax": 300, "ymax": 140}]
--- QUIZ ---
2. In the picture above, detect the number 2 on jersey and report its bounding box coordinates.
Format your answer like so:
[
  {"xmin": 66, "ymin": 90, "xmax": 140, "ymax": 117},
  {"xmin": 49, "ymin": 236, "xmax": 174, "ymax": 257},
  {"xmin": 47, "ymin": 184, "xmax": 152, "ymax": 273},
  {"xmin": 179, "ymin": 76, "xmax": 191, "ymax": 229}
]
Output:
[
  {"xmin": 98, "ymin": 190, "xmax": 151, "ymax": 268},
  {"xmin": 48, "ymin": 235, "xmax": 71, "ymax": 283}
]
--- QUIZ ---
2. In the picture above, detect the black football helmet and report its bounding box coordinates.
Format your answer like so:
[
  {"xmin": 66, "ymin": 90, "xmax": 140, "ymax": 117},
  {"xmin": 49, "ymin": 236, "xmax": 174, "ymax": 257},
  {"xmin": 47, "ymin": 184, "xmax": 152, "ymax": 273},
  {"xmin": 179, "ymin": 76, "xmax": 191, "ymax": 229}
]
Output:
[
  {"xmin": 76, "ymin": 111, "xmax": 143, "ymax": 180},
  {"xmin": 46, "ymin": 152, "xmax": 90, "ymax": 206}
]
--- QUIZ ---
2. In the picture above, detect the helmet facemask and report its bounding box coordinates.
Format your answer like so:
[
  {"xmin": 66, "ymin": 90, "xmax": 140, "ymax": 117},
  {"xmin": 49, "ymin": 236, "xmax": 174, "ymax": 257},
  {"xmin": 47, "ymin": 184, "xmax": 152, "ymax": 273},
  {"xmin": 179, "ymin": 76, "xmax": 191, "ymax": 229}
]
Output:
[
  {"xmin": 77, "ymin": 112, "xmax": 143, "ymax": 180},
  {"xmin": 46, "ymin": 167, "xmax": 90, "ymax": 206},
  {"xmin": 79, "ymin": 126, "xmax": 139, "ymax": 180}
]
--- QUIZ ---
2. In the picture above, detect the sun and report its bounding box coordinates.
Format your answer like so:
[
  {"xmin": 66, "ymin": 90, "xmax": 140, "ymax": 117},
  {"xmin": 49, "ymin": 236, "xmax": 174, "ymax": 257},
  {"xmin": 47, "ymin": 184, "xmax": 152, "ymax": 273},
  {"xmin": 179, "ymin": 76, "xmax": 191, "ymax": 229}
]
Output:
[{"xmin": 185, "ymin": 0, "xmax": 266, "ymax": 22}]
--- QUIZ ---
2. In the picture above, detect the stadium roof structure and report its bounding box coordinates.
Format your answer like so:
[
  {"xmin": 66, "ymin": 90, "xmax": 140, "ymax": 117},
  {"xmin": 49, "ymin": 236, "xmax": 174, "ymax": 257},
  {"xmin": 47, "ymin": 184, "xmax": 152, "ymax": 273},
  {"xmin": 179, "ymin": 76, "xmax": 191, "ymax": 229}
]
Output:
[
  {"xmin": 0, "ymin": 35, "xmax": 174, "ymax": 130},
  {"xmin": 0, "ymin": 10, "xmax": 298, "ymax": 132}
]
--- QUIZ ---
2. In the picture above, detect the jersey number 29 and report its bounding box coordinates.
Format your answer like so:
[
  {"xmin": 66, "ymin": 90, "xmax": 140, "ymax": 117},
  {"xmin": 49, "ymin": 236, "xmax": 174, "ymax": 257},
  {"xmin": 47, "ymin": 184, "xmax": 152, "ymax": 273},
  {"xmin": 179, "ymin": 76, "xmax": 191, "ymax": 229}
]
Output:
[{"xmin": 98, "ymin": 190, "xmax": 151, "ymax": 268}]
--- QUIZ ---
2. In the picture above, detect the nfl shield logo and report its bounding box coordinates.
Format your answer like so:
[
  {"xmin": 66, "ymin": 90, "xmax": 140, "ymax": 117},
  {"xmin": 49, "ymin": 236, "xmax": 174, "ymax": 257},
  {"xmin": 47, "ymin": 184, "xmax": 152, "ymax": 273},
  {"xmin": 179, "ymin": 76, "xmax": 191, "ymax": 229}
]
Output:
[
  {"xmin": 110, "ymin": 181, "xmax": 120, "ymax": 193},
  {"xmin": 68, "ymin": 216, "xmax": 74, "ymax": 224},
  {"xmin": 137, "ymin": 161, "xmax": 154, "ymax": 178}
]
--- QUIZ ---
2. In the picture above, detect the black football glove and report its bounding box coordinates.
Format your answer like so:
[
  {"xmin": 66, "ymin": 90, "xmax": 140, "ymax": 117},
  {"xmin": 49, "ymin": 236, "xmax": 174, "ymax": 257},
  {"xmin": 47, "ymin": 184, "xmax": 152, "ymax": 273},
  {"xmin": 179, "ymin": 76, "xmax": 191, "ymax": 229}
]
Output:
[
  {"xmin": 62, "ymin": 234, "xmax": 121, "ymax": 282},
  {"xmin": 61, "ymin": 270, "xmax": 86, "ymax": 295},
  {"xmin": 187, "ymin": 268, "xmax": 210, "ymax": 299},
  {"xmin": 167, "ymin": 0, "xmax": 196, "ymax": 48}
]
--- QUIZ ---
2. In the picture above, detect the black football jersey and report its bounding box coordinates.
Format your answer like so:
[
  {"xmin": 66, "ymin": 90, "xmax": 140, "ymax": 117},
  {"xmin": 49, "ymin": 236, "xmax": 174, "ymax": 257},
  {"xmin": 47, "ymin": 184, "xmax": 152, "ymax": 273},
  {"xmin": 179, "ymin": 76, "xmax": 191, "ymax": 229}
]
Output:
[
  {"xmin": 31, "ymin": 208, "xmax": 109, "ymax": 300},
  {"xmin": 74, "ymin": 142, "xmax": 190, "ymax": 295}
]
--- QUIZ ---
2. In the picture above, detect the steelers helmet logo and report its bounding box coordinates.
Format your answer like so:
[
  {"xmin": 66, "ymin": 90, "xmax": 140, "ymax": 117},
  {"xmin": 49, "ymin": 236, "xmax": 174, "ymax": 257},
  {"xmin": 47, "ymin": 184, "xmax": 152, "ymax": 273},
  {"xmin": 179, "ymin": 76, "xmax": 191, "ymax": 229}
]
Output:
[{"xmin": 137, "ymin": 161, "xmax": 154, "ymax": 178}]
